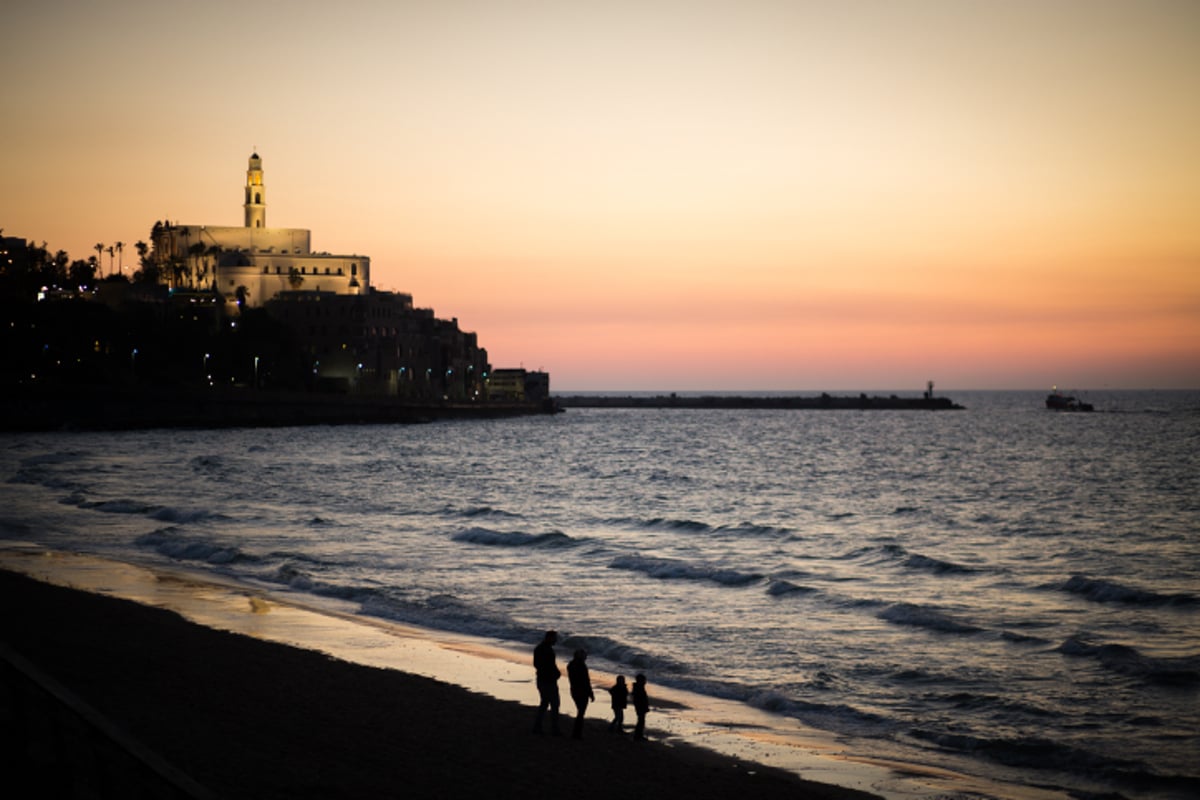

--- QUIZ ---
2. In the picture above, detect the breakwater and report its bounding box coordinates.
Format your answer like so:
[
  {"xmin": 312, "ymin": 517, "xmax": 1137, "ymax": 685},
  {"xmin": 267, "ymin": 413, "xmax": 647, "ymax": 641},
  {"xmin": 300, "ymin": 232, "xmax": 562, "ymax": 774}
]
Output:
[{"xmin": 554, "ymin": 393, "xmax": 964, "ymax": 410}]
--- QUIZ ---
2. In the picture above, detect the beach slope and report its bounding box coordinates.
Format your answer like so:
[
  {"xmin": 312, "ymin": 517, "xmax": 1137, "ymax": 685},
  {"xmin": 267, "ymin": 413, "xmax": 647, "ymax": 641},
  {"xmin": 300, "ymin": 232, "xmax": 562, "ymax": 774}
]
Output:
[{"xmin": 1, "ymin": 569, "xmax": 879, "ymax": 799}]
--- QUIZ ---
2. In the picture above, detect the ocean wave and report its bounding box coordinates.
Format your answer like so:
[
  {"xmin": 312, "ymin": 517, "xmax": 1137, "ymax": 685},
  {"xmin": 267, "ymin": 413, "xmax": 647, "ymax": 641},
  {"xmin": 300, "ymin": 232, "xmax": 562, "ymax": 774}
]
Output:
[
  {"xmin": 74, "ymin": 497, "xmax": 161, "ymax": 515},
  {"xmin": 878, "ymin": 603, "xmax": 983, "ymax": 635},
  {"xmin": 0, "ymin": 518, "xmax": 34, "ymax": 538},
  {"xmin": 908, "ymin": 728, "xmax": 1131, "ymax": 774},
  {"xmin": 1058, "ymin": 637, "xmax": 1200, "ymax": 685},
  {"xmin": 19, "ymin": 450, "xmax": 91, "ymax": 467},
  {"xmin": 134, "ymin": 528, "xmax": 253, "ymax": 566},
  {"xmin": 838, "ymin": 543, "xmax": 907, "ymax": 562},
  {"xmin": 766, "ymin": 579, "xmax": 818, "ymax": 597},
  {"xmin": 556, "ymin": 633, "xmax": 690, "ymax": 675},
  {"xmin": 929, "ymin": 691, "xmax": 1057, "ymax": 718},
  {"xmin": 190, "ymin": 454, "xmax": 235, "ymax": 474},
  {"xmin": 902, "ymin": 553, "xmax": 978, "ymax": 575},
  {"xmin": 61, "ymin": 492, "xmax": 227, "ymax": 525},
  {"xmin": 999, "ymin": 630, "xmax": 1050, "ymax": 645},
  {"xmin": 452, "ymin": 528, "xmax": 576, "ymax": 548},
  {"xmin": 358, "ymin": 589, "xmax": 546, "ymax": 644},
  {"xmin": 713, "ymin": 522, "xmax": 794, "ymax": 538},
  {"xmin": 912, "ymin": 726, "xmax": 1200, "ymax": 793},
  {"xmin": 9, "ymin": 452, "xmax": 90, "ymax": 490},
  {"xmin": 608, "ymin": 554, "xmax": 764, "ymax": 587},
  {"xmin": 1059, "ymin": 575, "xmax": 1197, "ymax": 607},
  {"xmin": 641, "ymin": 517, "xmax": 712, "ymax": 533},
  {"xmin": 455, "ymin": 505, "xmax": 523, "ymax": 519},
  {"xmin": 739, "ymin": 691, "xmax": 892, "ymax": 736},
  {"xmin": 150, "ymin": 506, "xmax": 230, "ymax": 524}
]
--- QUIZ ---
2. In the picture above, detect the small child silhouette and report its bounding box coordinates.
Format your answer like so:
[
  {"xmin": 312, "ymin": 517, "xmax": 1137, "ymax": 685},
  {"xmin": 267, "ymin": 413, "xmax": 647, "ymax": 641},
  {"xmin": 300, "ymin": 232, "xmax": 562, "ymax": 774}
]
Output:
[
  {"xmin": 607, "ymin": 675, "xmax": 628, "ymax": 733},
  {"xmin": 631, "ymin": 673, "xmax": 649, "ymax": 740}
]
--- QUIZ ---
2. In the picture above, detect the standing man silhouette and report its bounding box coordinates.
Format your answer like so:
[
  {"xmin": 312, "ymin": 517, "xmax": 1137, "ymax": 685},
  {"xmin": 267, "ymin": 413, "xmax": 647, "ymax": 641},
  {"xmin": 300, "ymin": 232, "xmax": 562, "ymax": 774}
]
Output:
[
  {"xmin": 532, "ymin": 630, "xmax": 561, "ymax": 735},
  {"xmin": 567, "ymin": 649, "xmax": 595, "ymax": 739}
]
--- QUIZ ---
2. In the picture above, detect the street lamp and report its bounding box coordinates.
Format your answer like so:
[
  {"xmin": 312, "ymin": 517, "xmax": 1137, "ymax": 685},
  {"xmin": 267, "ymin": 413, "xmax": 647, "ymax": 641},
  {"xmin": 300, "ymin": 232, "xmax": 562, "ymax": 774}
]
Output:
[{"xmin": 253, "ymin": 356, "xmax": 259, "ymax": 388}]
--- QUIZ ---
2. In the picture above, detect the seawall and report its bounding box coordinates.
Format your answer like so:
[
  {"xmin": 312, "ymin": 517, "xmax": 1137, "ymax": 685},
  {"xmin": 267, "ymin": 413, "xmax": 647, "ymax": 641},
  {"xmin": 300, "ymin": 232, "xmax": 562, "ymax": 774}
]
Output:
[{"xmin": 0, "ymin": 385, "xmax": 555, "ymax": 432}]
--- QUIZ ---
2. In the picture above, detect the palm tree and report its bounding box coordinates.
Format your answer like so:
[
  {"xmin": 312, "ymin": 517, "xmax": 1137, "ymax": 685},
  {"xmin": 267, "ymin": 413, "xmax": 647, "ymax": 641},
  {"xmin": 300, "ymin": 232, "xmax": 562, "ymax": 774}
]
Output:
[
  {"xmin": 106, "ymin": 246, "xmax": 115, "ymax": 276},
  {"xmin": 94, "ymin": 243, "xmax": 105, "ymax": 278},
  {"xmin": 115, "ymin": 241, "xmax": 125, "ymax": 275},
  {"xmin": 205, "ymin": 245, "xmax": 223, "ymax": 290},
  {"xmin": 188, "ymin": 242, "xmax": 206, "ymax": 288}
]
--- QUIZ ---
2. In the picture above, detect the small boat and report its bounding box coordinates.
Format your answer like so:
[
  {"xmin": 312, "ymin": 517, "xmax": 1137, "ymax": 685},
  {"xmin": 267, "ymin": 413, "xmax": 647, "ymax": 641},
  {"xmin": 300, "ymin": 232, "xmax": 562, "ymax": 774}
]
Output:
[{"xmin": 1046, "ymin": 388, "xmax": 1093, "ymax": 412}]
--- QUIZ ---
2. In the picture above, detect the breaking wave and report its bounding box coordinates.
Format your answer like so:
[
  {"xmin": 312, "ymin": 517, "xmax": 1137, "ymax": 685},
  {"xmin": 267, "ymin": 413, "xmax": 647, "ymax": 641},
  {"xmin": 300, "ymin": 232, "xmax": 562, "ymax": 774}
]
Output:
[
  {"xmin": 878, "ymin": 603, "xmax": 983, "ymax": 635},
  {"xmin": 452, "ymin": 528, "xmax": 577, "ymax": 548},
  {"xmin": 1058, "ymin": 637, "xmax": 1200, "ymax": 685},
  {"xmin": 134, "ymin": 528, "xmax": 252, "ymax": 566},
  {"xmin": 902, "ymin": 553, "xmax": 978, "ymax": 574},
  {"xmin": 608, "ymin": 554, "xmax": 764, "ymax": 587},
  {"xmin": 1059, "ymin": 575, "xmax": 1197, "ymax": 607},
  {"xmin": 767, "ymin": 579, "xmax": 818, "ymax": 597}
]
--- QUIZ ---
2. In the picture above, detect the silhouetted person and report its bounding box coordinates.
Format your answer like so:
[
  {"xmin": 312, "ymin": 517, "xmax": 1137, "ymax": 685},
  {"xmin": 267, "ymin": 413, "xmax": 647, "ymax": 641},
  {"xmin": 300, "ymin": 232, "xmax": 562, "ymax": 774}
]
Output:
[
  {"xmin": 607, "ymin": 675, "xmax": 628, "ymax": 733},
  {"xmin": 632, "ymin": 673, "xmax": 649, "ymax": 740},
  {"xmin": 532, "ymin": 630, "xmax": 561, "ymax": 735},
  {"xmin": 567, "ymin": 648, "xmax": 595, "ymax": 739}
]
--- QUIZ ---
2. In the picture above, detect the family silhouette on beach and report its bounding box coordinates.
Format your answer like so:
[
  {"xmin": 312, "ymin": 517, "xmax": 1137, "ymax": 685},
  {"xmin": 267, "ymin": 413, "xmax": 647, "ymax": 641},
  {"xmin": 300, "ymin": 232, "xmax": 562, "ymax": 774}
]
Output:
[{"xmin": 532, "ymin": 630, "xmax": 649, "ymax": 740}]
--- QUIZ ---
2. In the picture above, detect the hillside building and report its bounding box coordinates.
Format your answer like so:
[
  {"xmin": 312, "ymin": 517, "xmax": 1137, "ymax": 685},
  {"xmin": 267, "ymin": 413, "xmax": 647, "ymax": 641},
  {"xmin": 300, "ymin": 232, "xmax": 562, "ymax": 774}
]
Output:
[{"xmin": 150, "ymin": 153, "xmax": 368, "ymax": 309}]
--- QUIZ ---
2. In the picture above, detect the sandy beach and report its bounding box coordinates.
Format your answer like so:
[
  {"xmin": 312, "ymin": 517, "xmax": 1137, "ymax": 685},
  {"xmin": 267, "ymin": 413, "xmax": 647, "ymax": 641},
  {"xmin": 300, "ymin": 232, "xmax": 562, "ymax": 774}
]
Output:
[{"xmin": 1, "ymin": 568, "xmax": 882, "ymax": 799}]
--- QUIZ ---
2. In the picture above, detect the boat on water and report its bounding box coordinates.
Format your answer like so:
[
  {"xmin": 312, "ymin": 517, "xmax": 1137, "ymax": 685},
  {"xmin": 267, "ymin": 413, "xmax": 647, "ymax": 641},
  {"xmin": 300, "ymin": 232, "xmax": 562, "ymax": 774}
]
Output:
[{"xmin": 1046, "ymin": 388, "xmax": 1094, "ymax": 412}]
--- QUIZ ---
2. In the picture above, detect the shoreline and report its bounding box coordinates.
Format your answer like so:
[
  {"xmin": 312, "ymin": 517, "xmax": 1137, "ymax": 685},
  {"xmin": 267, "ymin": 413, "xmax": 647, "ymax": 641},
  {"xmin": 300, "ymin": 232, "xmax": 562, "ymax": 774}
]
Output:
[
  {"xmin": 0, "ymin": 547, "xmax": 1062, "ymax": 800},
  {"xmin": 0, "ymin": 560, "xmax": 884, "ymax": 800},
  {"xmin": 0, "ymin": 385, "xmax": 557, "ymax": 432}
]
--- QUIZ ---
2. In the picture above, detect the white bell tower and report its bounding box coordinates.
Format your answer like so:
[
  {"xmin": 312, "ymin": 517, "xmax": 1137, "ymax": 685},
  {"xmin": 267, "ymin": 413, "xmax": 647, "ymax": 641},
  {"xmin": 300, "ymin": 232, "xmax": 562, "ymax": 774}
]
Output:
[{"xmin": 244, "ymin": 152, "xmax": 266, "ymax": 228}]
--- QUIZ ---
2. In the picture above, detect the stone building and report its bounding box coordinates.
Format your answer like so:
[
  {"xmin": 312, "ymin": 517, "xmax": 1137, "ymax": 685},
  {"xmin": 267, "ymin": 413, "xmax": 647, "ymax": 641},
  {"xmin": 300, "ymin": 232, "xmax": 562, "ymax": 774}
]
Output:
[
  {"xmin": 265, "ymin": 290, "xmax": 489, "ymax": 401},
  {"xmin": 150, "ymin": 153, "xmax": 369, "ymax": 308}
]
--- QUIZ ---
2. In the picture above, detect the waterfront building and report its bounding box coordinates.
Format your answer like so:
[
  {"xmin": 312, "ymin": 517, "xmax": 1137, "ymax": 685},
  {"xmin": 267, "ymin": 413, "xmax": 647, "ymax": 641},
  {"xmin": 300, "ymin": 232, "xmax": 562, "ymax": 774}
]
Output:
[
  {"xmin": 265, "ymin": 290, "xmax": 489, "ymax": 401},
  {"xmin": 150, "ymin": 153, "xmax": 369, "ymax": 308},
  {"xmin": 486, "ymin": 368, "xmax": 550, "ymax": 403}
]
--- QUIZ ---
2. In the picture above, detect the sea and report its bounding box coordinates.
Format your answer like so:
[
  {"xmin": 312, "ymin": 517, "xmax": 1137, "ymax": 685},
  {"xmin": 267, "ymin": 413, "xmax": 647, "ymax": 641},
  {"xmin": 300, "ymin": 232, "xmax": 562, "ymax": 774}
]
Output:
[{"xmin": 2, "ymin": 389, "xmax": 1197, "ymax": 799}]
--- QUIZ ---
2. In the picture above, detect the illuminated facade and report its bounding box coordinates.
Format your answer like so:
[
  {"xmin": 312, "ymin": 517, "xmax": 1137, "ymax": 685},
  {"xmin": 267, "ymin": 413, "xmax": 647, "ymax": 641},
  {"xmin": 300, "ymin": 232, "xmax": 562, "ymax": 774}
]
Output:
[{"xmin": 151, "ymin": 153, "xmax": 369, "ymax": 308}]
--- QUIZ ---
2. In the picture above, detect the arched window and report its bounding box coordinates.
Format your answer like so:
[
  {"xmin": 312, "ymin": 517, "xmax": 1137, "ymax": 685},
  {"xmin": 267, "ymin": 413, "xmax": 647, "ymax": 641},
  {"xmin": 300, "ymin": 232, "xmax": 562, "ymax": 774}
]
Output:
[
  {"xmin": 254, "ymin": 192, "xmax": 261, "ymax": 204},
  {"xmin": 351, "ymin": 263, "xmax": 358, "ymax": 276}
]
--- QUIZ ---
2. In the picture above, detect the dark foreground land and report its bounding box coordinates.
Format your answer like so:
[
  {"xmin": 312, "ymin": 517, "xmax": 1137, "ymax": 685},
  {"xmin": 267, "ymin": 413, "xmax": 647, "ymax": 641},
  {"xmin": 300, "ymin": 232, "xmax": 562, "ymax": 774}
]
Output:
[{"xmin": 0, "ymin": 570, "xmax": 879, "ymax": 800}]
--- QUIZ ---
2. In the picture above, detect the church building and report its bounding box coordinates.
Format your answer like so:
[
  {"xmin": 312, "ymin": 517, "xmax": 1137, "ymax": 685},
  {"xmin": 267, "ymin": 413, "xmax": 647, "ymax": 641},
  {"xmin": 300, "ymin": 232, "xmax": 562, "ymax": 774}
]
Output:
[{"xmin": 151, "ymin": 153, "xmax": 369, "ymax": 308}]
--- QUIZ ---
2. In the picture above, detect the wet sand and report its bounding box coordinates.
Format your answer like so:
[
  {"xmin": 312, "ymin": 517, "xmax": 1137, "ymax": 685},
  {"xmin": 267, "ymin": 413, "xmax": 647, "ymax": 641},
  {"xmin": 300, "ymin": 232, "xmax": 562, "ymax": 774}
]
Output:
[{"xmin": 1, "ymin": 568, "xmax": 881, "ymax": 799}]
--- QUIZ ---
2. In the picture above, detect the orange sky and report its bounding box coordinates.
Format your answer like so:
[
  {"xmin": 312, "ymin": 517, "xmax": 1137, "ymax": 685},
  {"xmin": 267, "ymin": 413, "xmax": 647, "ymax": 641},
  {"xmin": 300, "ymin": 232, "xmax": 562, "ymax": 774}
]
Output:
[{"xmin": 3, "ymin": 0, "xmax": 1197, "ymax": 389}]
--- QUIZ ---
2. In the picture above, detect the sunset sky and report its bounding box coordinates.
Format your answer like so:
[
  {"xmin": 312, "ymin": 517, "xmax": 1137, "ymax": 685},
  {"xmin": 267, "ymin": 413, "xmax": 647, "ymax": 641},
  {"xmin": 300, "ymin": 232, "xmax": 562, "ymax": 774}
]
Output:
[{"xmin": 3, "ymin": 0, "xmax": 1197, "ymax": 390}]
